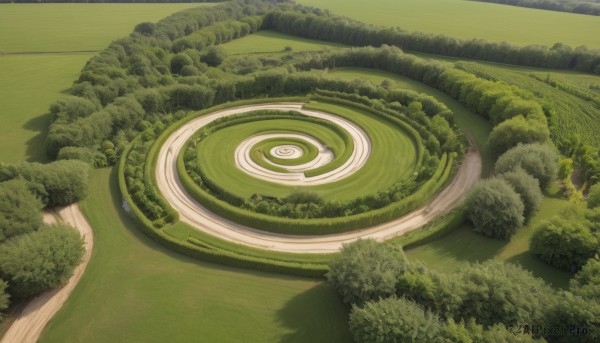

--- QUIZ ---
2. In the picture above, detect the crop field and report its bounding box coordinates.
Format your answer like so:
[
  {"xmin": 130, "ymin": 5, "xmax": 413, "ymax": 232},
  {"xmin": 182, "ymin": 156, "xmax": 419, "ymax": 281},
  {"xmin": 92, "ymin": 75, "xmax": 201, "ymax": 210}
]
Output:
[
  {"xmin": 39, "ymin": 169, "xmax": 350, "ymax": 343},
  {"xmin": 298, "ymin": 0, "xmax": 600, "ymax": 48}
]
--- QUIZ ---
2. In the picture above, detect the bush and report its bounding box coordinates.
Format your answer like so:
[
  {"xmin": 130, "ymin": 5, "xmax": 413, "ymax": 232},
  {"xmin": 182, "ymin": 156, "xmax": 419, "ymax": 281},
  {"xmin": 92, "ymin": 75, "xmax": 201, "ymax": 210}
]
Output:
[
  {"xmin": 467, "ymin": 178, "xmax": 525, "ymax": 239},
  {"xmin": 201, "ymin": 46, "xmax": 227, "ymax": 67},
  {"xmin": 570, "ymin": 258, "xmax": 600, "ymax": 301},
  {"xmin": 588, "ymin": 183, "xmax": 600, "ymax": 208},
  {"xmin": 495, "ymin": 143, "xmax": 558, "ymax": 189},
  {"xmin": 170, "ymin": 53, "xmax": 193, "ymax": 75},
  {"xmin": 531, "ymin": 216, "xmax": 598, "ymax": 271},
  {"xmin": 327, "ymin": 239, "xmax": 412, "ymax": 304},
  {"xmin": 499, "ymin": 168, "xmax": 543, "ymax": 222},
  {"xmin": 349, "ymin": 297, "xmax": 445, "ymax": 343},
  {"xmin": 545, "ymin": 293, "xmax": 600, "ymax": 343},
  {"xmin": 57, "ymin": 146, "xmax": 107, "ymax": 167},
  {"xmin": 488, "ymin": 116, "xmax": 550, "ymax": 157},
  {"xmin": 0, "ymin": 179, "xmax": 43, "ymax": 242},
  {"xmin": 0, "ymin": 160, "xmax": 89, "ymax": 207},
  {"xmin": 0, "ymin": 279, "xmax": 8, "ymax": 319},
  {"xmin": 0, "ymin": 224, "xmax": 84, "ymax": 298},
  {"xmin": 457, "ymin": 260, "xmax": 553, "ymax": 327}
]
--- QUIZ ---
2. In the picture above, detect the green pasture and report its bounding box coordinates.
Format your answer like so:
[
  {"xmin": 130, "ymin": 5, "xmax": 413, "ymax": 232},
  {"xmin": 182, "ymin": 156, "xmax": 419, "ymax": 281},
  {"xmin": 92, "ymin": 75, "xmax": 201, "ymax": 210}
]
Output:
[
  {"xmin": 406, "ymin": 185, "xmax": 573, "ymax": 289},
  {"xmin": 222, "ymin": 30, "xmax": 346, "ymax": 55},
  {"xmin": 0, "ymin": 53, "xmax": 92, "ymax": 163},
  {"xmin": 196, "ymin": 103, "xmax": 419, "ymax": 201},
  {"xmin": 39, "ymin": 169, "xmax": 351, "ymax": 343},
  {"xmin": 298, "ymin": 0, "xmax": 600, "ymax": 48},
  {"xmin": 0, "ymin": 3, "xmax": 206, "ymax": 53}
]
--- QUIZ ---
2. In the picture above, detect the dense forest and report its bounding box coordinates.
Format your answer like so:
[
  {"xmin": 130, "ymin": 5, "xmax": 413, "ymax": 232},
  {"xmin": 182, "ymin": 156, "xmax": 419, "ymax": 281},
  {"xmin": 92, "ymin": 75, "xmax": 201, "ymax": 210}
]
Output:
[{"xmin": 473, "ymin": 0, "xmax": 600, "ymax": 16}]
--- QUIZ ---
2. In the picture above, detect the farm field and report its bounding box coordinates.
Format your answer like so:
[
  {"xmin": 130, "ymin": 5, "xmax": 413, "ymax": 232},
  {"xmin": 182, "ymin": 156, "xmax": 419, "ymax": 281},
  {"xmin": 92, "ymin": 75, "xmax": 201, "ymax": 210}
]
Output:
[
  {"xmin": 39, "ymin": 169, "xmax": 350, "ymax": 343},
  {"xmin": 298, "ymin": 0, "xmax": 600, "ymax": 48},
  {"xmin": 0, "ymin": 4, "xmax": 206, "ymax": 53}
]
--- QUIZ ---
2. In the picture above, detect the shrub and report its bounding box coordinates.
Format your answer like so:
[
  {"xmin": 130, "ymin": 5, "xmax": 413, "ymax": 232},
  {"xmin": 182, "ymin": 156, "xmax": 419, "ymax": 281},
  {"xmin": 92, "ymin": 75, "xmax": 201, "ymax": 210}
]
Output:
[
  {"xmin": 467, "ymin": 178, "xmax": 525, "ymax": 239},
  {"xmin": 0, "ymin": 179, "xmax": 43, "ymax": 242},
  {"xmin": 0, "ymin": 279, "xmax": 8, "ymax": 319},
  {"xmin": 588, "ymin": 183, "xmax": 600, "ymax": 208},
  {"xmin": 0, "ymin": 224, "xmax": 84, "ymax": 298},
  {"xmin": 488, "ymin": 116, "xmax": 550, "ymax": 157},
  {"xmin": 499, "ymin": 168, "xmax": 543, "ymax": 222},
  {"xmin": 57, "ymin": 146, "xmax": 107, "ymax": 167},
  {"xmin": 495, "ymin": 143, "xmax": 558, "ymax": 189},
  {"xmin": 531, "ymin": 216, "xmax": 598, "ymax": 271},
  {"xmin": 457, "ymin": 260, "xmax": 553, "ymax": 327},
  {"xmin": 570, "ymin": 258, "xmax": 600, "ymax": 301},
  {"xmin": 349, "ymin": 297, "xmax": 446, "ymax": 343},
  {"xmin": 327, "ymin": 239, "xmax": 411, "ymax": 304}
]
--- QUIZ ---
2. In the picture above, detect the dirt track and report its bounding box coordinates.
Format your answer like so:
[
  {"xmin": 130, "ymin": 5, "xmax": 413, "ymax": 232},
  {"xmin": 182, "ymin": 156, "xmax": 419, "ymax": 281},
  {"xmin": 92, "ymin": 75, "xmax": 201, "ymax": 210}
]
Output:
[
  {"xmin": 157, "ymin": 103, "xmax": 482, "ymax": 253},
  {"xmin": 1, "ymin": 205, "xmax": 94, "ymax": 343}
]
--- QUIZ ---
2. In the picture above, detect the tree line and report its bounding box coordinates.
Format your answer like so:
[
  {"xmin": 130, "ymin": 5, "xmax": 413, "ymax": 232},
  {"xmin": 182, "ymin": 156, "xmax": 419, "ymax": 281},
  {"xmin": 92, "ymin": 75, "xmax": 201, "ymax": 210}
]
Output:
[
  {"xmin": 262, "ymin": 6, "xmax": 600, "ymax": 74},
  {"xmin": 1, "ymin": 0, "xmax": 220, "ymax": 3},
  {"xmin": 473, "ymin": 0, "xmax": 600, "ymax": 16},
  {"xmin": 328, "ymin": 239, "xmax": 599, "ymax": 342}
]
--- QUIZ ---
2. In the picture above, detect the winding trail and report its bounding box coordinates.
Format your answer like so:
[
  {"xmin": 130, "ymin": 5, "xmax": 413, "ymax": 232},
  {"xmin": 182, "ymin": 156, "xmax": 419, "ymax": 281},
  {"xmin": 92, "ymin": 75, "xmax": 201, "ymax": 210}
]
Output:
[
  {"xmin": 1, "ymin": 205, "xmax": 94, "ymax": 343},
  {"xmin": 157, "ymin": 102, "xmax": 482, "ymax": 253}
]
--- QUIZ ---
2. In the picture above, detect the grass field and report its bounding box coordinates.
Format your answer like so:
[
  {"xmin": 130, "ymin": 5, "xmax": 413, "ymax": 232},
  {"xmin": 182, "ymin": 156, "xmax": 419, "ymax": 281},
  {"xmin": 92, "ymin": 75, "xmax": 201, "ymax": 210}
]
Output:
[
  {"xmin": 0, "ymin": 4, "xmax": 205, "ymax": 53},
  {"xmin": 0, "ymin": 3, "xmax": 205, "ymax": 163},
  {"xmin": 197, "ymin": 102, "xmax": 419, "ymax": 201},
  {"xmin": 39, "ymin": 169, "xmax": 351, "ymax": 343},
  {"xmin": 222, "ymin": 30, "xmax": 346, "ymax": 55},
  {"xmin": 298, "ymin": 0, "xmax": 600, "ymax": 48},
  {"xmin": 406, "ymin": 185, "xmax": 573, "ymax": 289}
]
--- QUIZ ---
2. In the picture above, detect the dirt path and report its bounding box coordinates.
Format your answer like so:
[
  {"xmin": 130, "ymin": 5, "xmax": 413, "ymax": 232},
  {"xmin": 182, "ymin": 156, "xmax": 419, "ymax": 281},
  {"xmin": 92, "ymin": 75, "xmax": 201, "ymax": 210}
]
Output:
[
  {"xmin": 1, "ymin": 204, "xmax": 94, "ymax": 343},
  {"xmin": 157, "ymin": 103, "xmax": 482, "ymax": 253}
]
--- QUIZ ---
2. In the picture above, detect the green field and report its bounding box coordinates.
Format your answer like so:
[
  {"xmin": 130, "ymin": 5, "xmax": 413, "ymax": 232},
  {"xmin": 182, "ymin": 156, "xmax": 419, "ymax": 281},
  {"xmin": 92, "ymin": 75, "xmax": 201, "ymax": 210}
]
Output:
[
  {"xmin": 196, "ymin": 103, "xmax": 419, "ymax": 201},
  {"xmin": 0, "ymin": 4, "xmax": 205, "ymax": 53},
  {"xmin": 40, "ymin": 169, "xmax": 351, "ymax": 343},
  {"xmin": 406, "ymin": 185, "xmax": 573, "ymax": 289},
  {"xmin": 222, "ymin": 30, "xmax": 346, "ymax": 55},
  {"xmin": 298, "ymin": 0, "xmax": 600, "ymax": 48},
  {"xmin": 0, "ymin": 3, "xmax": 210, "ymax": 163}
]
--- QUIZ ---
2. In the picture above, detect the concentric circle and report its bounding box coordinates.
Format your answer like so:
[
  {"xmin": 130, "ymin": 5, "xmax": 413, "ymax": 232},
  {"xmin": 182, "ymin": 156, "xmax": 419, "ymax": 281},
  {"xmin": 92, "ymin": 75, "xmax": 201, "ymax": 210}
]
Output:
[{"xmin": 270, "ymin": 145, "xmax": 303, "ymax": 159}]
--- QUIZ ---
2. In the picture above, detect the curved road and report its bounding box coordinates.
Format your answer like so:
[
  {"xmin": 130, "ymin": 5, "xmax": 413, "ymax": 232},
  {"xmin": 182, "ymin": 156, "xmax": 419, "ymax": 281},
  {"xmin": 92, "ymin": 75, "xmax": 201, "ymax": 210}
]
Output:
[
  {"xmin": 156, "ymin": 103, "xmax": 482, "ymax": 253},
  {"xmin": 1, "ymin": 205, "xmax": 93, "ymax": 343}
]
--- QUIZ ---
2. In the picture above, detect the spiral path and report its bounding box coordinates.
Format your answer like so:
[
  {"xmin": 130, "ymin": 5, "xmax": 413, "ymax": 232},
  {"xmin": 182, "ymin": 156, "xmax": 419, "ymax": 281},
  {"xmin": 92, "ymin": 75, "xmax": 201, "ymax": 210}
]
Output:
[{"xmin": 156, "ymin": 103, "xmax": 482, "ymax": 253}]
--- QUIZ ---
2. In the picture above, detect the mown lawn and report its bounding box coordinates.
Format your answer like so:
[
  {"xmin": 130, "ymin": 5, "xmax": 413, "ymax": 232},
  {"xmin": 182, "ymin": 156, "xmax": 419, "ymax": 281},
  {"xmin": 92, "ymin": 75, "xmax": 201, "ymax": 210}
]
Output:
[
  {"xmin": 406, "ymin": 185, "xmax": 573, "ymax": 289},
  {"xmin": 298, "ymin": 0, "xmax": 600, "ymax": 48},
  {"xmin": 40, "ymin": 169, "xmax": 351, "ymax": 343},
  {"xmin": 222, "ymin": 30, "xmax": 346, "ymax": 55}
]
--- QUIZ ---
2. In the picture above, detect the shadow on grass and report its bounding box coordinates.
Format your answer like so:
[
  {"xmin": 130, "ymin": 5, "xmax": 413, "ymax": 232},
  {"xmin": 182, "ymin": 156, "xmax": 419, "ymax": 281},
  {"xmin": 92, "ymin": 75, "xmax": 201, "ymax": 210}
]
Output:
[
  {"xmin": 276, "ymin": 284, "xmax": 351, "ymax": 343},
  {"xmin": 507, "ymin": 252, "xmax": 571, "ymax": 289},
  {"xmin": 23, "ymin": 112, "xmax": 51, "ymax": 163}
]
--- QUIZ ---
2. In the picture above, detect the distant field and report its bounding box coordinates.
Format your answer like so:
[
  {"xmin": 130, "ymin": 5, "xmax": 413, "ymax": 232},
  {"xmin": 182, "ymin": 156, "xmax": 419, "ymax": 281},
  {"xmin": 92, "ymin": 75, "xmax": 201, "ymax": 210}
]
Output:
[
  {"xmin": 298, "ymin": 0, "xmax": 600, "ymax": 48},
  {"xmin": 0, "ymin": 4, "xmax": 205, "ymax": 53},
  {"xmin": 39, "ymin": 169, "xmax": 351, "ymax": 343},
  {"xmin": 0, "ymin": 4, "xmax": 205, "ymax": 163},
  {"xmin": 222, "ymin": 30, "xmax": 345, "ymax": 55}
]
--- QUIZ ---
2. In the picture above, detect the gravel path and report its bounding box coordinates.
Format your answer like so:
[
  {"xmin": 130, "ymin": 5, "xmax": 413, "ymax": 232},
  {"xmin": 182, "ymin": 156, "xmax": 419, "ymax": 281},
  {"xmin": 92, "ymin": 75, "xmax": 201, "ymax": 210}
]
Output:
[
  {"xmin": 157, "ymin": 103, "xmax": 482, "ymax": 253},
  {"xmin": 1, "ymin": 205, "xmax": 94, "ymax": 343}
]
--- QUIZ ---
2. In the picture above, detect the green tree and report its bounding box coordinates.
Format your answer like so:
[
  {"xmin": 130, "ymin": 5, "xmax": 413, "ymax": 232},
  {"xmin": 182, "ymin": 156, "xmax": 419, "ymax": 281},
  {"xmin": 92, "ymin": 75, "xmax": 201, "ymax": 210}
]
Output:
[
  {"xmin": 495, "ymin": 143, "xmax": 558, "ymax": 189},
  {"xmin": 349, "ymin": 297, "xmax": 445, "ymax": 343},
  {"xmin": 570, "ymin": 258, "xmax": 600, "ymax": 301},
  {"xmin": 558, "ymin": 158, "xmax": 574, "ymax": 180},
  {"xmin": 0, "ymin": 225, "xmax": 84, "ymax": 298},
  {"xmin": 588, "ymin": 183, "xmax": 600, "ymax": 208},
  {"xmin": 488, "ymin": 116, "xmax": 550, "ymax": 157},
  {"xmin": 545, "ymin": 293, "xmax": 600, "ymax": 343},
  {"xmin": 0, "ymin": 279, "xmax": 8, "ymax": 321},
  {"xmin": 201, "ymin": 46, "xmax": 227, "ymax": 67},
  {"xmin": 458, "ymin": 260, "xmax": 553, "ymax": 327},
  {"xmin": 0, "ymin": 179, "xmax": 43, "ymax": 242},
  {"xmin": 467, "ymin": 178, "xmax": 525, "ymax": 239},
  {"xmin": 327, "ymin": 239, "xmax": 411, "ymax": 304},
  {"xmin": 499, "ymin": 168, "xmax": 543, "ymax": 222},
  {"xmin": 531, "ymin": 216, "xmax": 598, "ymax": 270},
  {"xmin": 170, "ymin": 53, "xmax": 193, "ymax": 75}
]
